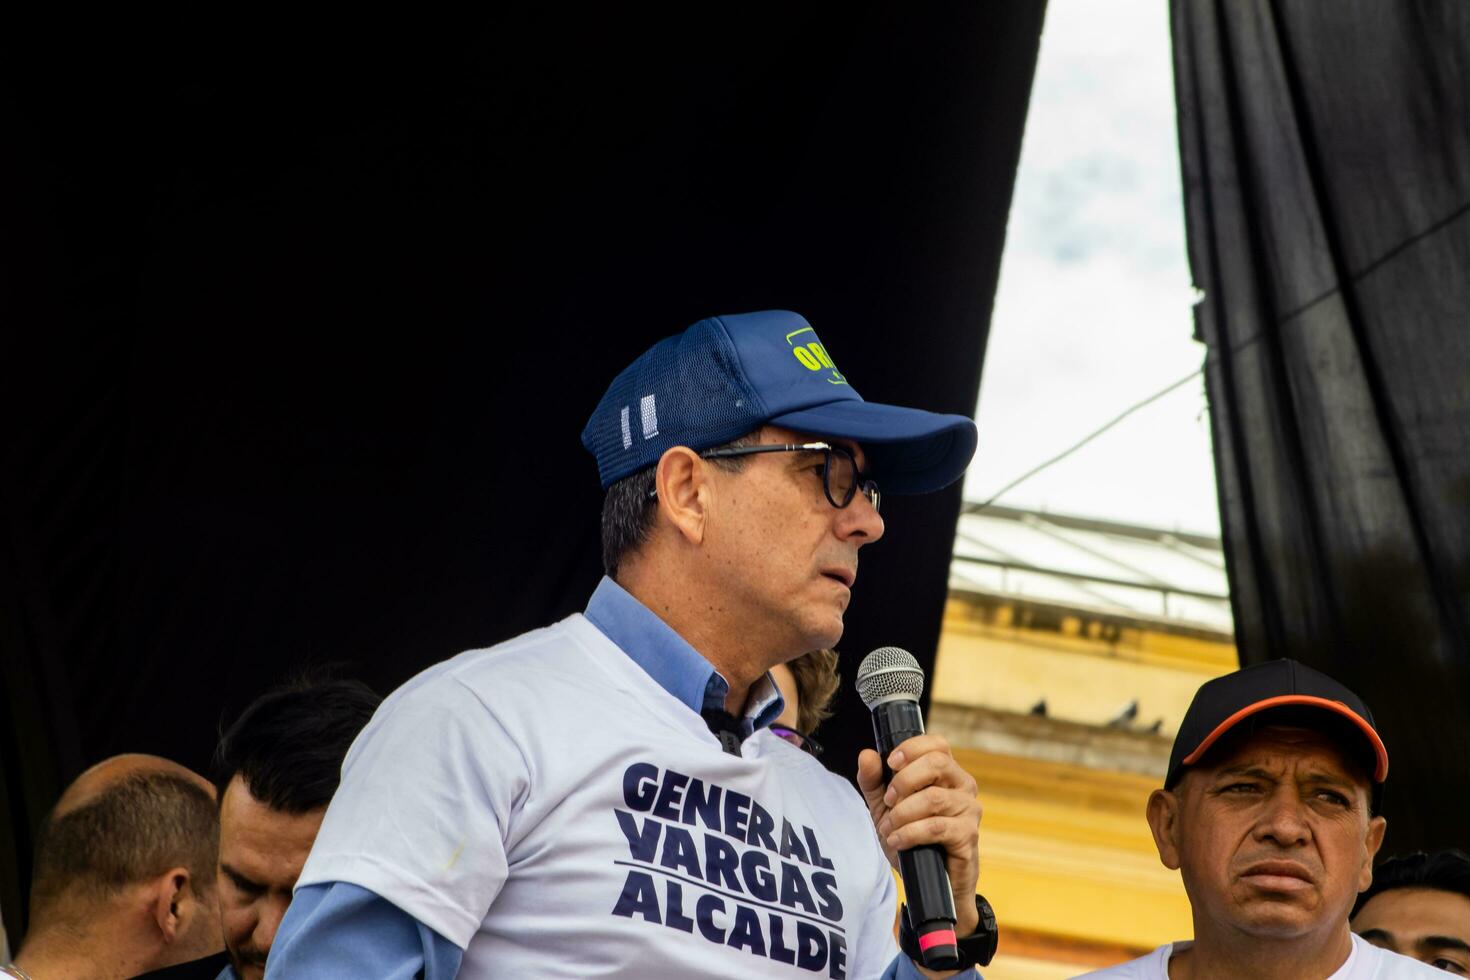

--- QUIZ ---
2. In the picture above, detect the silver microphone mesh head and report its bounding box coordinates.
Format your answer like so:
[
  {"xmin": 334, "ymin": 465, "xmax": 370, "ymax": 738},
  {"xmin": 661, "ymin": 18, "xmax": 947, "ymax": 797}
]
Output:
[{"xmin": 855, "ymin": 647, "xmax": 924, "ymax": 707}]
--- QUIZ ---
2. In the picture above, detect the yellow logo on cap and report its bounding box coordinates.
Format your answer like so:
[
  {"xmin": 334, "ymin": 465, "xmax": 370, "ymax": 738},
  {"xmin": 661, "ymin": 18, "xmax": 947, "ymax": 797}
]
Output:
[{"xmin": 785, "ymin": 327, "xmax": 847, "ymax": 385}]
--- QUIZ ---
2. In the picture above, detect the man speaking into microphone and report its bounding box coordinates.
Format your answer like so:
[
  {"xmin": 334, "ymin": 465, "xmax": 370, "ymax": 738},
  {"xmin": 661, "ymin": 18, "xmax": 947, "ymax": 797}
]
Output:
[{"xmin": 267, "ymin": 311, "xmax": 989, "ymax": 978}]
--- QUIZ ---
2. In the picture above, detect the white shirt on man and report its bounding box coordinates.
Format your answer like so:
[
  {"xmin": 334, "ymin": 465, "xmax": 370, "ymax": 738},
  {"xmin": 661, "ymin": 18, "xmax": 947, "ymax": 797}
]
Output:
[
  {"xmin": 1073, "ymin": 932, "xmax": 1442, "ymax": 979},
  {"xmin": 293, "ymin": 610, "xmax": 904, "ymax": 978}
]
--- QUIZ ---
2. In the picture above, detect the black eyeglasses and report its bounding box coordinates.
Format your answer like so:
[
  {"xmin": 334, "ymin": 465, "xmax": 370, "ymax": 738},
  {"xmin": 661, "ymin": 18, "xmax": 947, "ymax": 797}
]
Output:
[
  {"xmin": 698, "ymin": 442, "xmax": 881, "ymax": 513},
  {"xmin": 769, "ymin": 724, "xmax": 824, "ymax": 757}
]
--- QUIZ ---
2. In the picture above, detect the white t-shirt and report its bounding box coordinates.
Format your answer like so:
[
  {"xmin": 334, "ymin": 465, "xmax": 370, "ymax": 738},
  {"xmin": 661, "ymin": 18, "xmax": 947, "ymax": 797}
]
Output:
[
  {"xmin": 297, "ymin": 614, "xmax": 902, "ymax": 979},
  {"xmin": 1073, "ymin": 932, "xmax": 1443, "ymax": 979}
]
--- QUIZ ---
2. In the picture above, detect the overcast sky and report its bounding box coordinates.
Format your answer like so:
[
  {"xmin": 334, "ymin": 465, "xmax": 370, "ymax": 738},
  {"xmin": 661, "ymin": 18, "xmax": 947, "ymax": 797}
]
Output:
[{"xmin": 963, "ymin": 0, "xmax": 1221, "ymax": 537}]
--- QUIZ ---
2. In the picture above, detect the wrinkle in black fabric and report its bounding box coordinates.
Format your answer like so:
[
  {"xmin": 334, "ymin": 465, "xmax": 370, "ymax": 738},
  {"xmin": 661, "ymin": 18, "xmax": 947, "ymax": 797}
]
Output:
[
  {"xmin": 1173, "ymin": 0, "xmax": 1470, "ymax": 852},
  {"xmin": 0, "ymin": 4, "xmax": 1048, "ymax": 943}
]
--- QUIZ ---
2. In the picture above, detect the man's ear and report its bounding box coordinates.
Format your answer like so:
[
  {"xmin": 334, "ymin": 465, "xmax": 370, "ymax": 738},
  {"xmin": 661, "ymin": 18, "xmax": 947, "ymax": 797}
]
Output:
[
  {"xmin": 1359, "ymin": 814, "xmax": 1388, "ymax": 892},
  {"xmin": 654, "ymin": 447, "xmax": 710, "ymax": 546},
  {"xmin": 149, "ymin": 867, "xmax": 192, "ymax": 944},
  {"xmin": 1146, "ymin": 788, "xmax": 1183, "ymax": 871}
]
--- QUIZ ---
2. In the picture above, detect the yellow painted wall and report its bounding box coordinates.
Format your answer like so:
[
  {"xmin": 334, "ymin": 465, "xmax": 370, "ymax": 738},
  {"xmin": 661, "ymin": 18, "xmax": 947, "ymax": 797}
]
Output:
[
  {"xmin": 930, "ymin": 593, "xmax": 1235, "ymax": 975},
  {"xmin": 959, "ymin": 747, "xmax": 1192, "ymax": 949},
  {"xmin": 935, "ymin": 597, "xmax": 1234, "ymax": 736}
]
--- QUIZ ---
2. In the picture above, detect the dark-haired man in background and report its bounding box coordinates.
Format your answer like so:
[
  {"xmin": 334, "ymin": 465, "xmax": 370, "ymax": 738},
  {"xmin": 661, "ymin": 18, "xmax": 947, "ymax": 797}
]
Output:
[
  {"xmin": 1076, "ymin": 659, "xmax": 1437, "ymax": 980},
  {"xmin": 7, "ymin": 753, "xmax": 224, "ymax": 979},
  {"xmin": 211, "ymin": 677, "xmax": 380, "ymax": 980},
  {"xmin": 1353, "ymin": 850, "xmax": 1470, "ymax": 974}
]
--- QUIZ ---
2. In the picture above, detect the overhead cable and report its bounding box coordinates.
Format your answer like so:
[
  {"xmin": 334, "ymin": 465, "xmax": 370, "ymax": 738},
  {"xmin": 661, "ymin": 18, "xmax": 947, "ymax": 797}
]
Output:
[{"xmin": 971, "ymin": 367, "xmax": 1205, "ymax": 511}]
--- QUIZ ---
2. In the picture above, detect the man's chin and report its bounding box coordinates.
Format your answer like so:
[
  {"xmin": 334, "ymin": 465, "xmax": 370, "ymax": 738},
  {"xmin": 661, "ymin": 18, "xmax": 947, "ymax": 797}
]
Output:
[
  {"xmin": 788, "ymin": 601, "xmax": 844, "ymax": 654},
  {"xmin": 810, "ymin": 616, "xmax": 844, "ymax": 652},
  {"xmin": 1230, "ymin": 897, "xmax": 1325, "ymax": 938}
]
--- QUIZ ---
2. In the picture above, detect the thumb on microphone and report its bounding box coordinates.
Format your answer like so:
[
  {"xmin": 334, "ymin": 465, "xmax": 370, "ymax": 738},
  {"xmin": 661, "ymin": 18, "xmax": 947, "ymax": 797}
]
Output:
[
  {"xmin": 856, "ymin": 748, "xmax": 900, "ymax": 866},
  {"xmin": 856, "ymin": 747, "xmax": 886, "ymax": 801}
]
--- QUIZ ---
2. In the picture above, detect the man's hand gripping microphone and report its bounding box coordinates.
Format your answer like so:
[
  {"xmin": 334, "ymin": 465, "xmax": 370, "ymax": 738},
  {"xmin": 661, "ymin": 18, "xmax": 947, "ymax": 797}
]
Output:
[{"xmin": 855, "ymin": 647, "xmax": 960, "ymax": 971}]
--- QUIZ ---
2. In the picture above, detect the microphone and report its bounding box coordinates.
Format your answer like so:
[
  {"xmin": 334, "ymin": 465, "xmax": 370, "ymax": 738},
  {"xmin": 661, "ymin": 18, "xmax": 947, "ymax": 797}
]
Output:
[{"xmin": 855, "ymin": 647, "xmax": 959, "ymax": 971}]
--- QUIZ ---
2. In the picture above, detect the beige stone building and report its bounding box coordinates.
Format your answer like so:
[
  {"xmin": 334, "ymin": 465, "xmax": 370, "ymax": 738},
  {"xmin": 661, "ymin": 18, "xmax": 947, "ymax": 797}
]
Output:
[{"xmin": 931, "ymin": 503, "xmax": 1234, "ymax": 978}]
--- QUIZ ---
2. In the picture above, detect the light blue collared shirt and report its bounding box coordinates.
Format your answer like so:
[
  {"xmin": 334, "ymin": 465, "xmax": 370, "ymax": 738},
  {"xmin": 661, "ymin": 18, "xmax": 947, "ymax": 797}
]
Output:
[
  {"xmin": 583, "ymin": 575, "xmax": 786, "ymax": 738},
  {"xmin": 266, "ymin": 578, "xmax": 948, "ymax": 979}
]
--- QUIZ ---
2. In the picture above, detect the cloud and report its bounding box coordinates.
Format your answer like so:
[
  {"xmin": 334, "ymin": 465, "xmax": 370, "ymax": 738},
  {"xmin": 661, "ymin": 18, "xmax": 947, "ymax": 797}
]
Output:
[{"xmin": 967, "ymin": 0, "xmax": 1220, "ymax": 536}]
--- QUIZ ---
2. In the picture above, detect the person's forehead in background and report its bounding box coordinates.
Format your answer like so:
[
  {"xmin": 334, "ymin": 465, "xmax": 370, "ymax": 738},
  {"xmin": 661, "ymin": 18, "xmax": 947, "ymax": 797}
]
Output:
[
  {"xmin": 1355, "ymin": 887, "xmax": 1470, "ymax": 975},
  {"xmin": 1182, "ymin": 722, "xmax": 1374, "ymax": 809},
  {"xmin": 56, "ymin": 753, "xmax": 217, "ymax": 815}
]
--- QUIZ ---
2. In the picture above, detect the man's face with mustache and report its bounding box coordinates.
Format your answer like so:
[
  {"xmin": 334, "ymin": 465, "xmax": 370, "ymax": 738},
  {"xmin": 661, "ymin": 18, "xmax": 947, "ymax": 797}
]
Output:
[
  {"xmin": 217, "ymin": 775, "xmax": 326, "ymax": 980},
  {"xmin": 1147, "ymin": 726, "xmax": 1386, "ymax": 940}
]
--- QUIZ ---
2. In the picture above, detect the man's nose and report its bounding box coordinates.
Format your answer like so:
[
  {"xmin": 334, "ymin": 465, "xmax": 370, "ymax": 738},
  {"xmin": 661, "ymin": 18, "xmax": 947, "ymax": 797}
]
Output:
[
  {"xmin": 839, "ymin": 492, "xmax": 885, "ymax": 546},
  {"xmin": 257, "ymin": 895, "xmax": 290, "ymax": 952},
  {"xmin": 1254, "ymin": 789, "xmax": 1311, "ymax": 846}
]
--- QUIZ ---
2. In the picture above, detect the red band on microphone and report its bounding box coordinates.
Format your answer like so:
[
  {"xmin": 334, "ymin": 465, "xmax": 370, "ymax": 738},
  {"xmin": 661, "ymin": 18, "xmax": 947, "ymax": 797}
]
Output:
[{"xmin": 917, "ymin": 929, "xmax": 957, "ymax": 952}]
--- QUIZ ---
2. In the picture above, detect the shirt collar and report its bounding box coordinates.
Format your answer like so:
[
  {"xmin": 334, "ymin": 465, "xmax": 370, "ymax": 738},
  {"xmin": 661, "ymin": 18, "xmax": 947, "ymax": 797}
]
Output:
[{"xmin": 585, "ymin": 576, "xmax": 784, "ymax": 735}]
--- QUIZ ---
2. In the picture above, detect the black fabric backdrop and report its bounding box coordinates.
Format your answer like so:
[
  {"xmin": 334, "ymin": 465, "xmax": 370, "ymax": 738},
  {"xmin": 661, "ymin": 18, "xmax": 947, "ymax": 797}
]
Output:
[
  {"xmin": 1173, "ymin": 1, "xmax": 1470, "ymax": 854},
  {"xmin": 0, "ymin": 7, "xmax": 1047, "ymax": 939}
]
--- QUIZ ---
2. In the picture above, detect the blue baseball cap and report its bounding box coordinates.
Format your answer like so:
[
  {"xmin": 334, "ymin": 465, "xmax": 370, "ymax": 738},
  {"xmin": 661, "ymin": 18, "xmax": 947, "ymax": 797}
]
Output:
[{"xmin": 581, "ymin": 310, "xmax": 978, "ymax": 494}]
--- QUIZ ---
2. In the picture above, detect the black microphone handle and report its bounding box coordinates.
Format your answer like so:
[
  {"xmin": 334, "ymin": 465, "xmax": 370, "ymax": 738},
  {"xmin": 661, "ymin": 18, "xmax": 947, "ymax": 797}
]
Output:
[{"xmin": 871, "ymin": 698, "xmax": 960, "ymax": 970}]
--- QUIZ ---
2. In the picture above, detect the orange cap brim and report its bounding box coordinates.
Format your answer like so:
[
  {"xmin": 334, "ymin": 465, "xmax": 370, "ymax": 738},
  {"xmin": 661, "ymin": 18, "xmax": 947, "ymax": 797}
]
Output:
[{"xmin": 1180, "ymin": 694, "xmax": 1389, "ymax": 782}]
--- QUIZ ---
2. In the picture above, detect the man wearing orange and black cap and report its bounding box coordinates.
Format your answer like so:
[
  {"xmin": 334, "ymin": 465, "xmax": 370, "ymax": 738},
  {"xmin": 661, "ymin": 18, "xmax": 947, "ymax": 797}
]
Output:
[{"xmin": 1075, "ymin": 659, "xmax": 1438, "ymax": 980}]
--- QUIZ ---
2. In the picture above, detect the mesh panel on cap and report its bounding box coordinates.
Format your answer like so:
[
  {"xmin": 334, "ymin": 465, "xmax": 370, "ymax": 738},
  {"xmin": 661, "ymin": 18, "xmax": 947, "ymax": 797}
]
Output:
[
  {"xmin": 856, "ymin": 647, "xmax": 924, "ymax": 707},
  {"xmin": 658, "ymin": 320, "xmax": 765, "ymax": 444},
  {"xmin": 583, "ymin": 319, "xmax": 768, "ymax": 487}
]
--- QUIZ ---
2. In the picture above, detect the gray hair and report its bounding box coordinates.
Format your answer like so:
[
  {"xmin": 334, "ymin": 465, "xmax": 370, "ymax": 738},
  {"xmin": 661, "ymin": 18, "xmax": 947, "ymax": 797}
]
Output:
[{"xmin": 600, "ymin": 431, "xmax": 760, "ymax": 577}]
